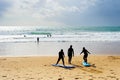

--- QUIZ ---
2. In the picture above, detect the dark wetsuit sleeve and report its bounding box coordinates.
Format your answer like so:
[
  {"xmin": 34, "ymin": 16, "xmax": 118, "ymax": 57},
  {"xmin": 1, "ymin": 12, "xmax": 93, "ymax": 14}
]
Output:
[
  {"xmin": 63, "ymin": 52, "xmax": 65, "ymax": 57},
  {"xmin": 73, "ymin": 49, "xmax": 74, "ymax": 56},
  {"xmin": 87, "ymin": 50, "xmax": 90, "ymax": 54},
  {"xmin": 80, "ymin": 50, "xmax": 83, "ymax": 54}
]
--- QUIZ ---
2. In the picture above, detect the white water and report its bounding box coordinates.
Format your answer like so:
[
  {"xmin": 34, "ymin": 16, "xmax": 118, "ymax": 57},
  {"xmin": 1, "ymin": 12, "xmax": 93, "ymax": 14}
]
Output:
[
  {"xmin": 0, "ymin": 32, "xmax": 120, "ymax": 42},
  {"xmin": 0, "ymin": 26, "xmax": 120, "ymax": 42}
]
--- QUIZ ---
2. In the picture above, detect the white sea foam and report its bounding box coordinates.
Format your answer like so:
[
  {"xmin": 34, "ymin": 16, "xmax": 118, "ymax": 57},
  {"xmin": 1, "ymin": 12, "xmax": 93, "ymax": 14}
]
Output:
[
  {"xmin": 0, "ymin": 26, "xmax": 120, "ymax": 42},
  {"xmin": 0, "ymin": 32, "xmax": 120, "ymax": 42}
]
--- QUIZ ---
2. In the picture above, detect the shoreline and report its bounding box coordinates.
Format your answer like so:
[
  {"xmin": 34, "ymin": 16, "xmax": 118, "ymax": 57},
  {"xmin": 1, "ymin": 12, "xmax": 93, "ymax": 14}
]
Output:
[
  {"xmin": 0, "ymin": 54, "xmax": 120, "ymax": 57},
  {"xmin": 0, "ymin": 41, "xmax": 120, "ymax": 57}
]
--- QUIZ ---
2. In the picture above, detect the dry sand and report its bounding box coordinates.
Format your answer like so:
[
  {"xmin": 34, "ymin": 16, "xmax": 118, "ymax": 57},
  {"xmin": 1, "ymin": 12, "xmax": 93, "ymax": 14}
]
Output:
[{"xmin": 0, "ymin": 55, "xmax": 120, "ymax": 80}]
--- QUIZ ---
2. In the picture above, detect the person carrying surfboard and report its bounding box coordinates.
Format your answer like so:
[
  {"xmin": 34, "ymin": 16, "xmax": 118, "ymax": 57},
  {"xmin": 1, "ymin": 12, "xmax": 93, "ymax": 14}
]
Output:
[
  {"xmin": 80, "ymin": 47, "xmax": 91, "ymax": 63},
  {"xmin": 56, "ymin": 49, "xmax": 65, "ymax": 66}
]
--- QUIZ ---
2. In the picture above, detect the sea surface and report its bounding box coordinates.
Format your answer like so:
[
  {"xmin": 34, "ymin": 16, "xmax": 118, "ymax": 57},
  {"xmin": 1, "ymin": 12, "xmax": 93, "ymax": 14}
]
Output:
[
  {"xmin": 0, "ymin": 26, "xmax": 120, "ymax": 56},
  {"xmin": 0, "ymin": 26, "xmax": 120, "ymax": 42}
]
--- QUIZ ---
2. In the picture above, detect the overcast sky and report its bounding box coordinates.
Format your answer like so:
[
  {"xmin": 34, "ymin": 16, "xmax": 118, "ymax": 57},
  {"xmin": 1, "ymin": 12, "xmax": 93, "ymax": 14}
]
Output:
[{"xmin": 0, "ymin": 0, "xmax": 120, "ymax": 26}]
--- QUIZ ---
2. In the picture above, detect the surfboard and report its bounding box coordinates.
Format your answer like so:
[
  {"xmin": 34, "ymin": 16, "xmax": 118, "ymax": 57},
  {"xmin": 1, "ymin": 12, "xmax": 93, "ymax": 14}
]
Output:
[
  {"xmin": 52, "ymin": 64, "xmax": 75, "ymax": 68},
  {"xmin": 82, "ymin": 62, "xmax": 91, "ymax": 67}
]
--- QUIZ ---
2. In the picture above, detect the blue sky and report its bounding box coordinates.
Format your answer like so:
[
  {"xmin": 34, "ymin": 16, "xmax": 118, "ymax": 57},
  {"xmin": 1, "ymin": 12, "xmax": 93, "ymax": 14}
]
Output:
[{"xmin": 0, "ymin": 0, "xmax": 120, "ymax": 26}]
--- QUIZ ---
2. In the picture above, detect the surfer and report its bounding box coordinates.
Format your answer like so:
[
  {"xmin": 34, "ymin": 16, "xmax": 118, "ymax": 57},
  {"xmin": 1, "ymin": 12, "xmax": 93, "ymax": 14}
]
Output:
[
  {"xmin": 37, "ymin": 37, "xmax": 39, "ymax": 42},
  {"xmin": 56, "ymin": 49, "xmax": 65, "ymax": 66},
  {"xmin": 68, "ymin": 45, "xmax": 74, "ymax": 64},
  {"xmin": 80, "ymin": 47, "xmax": 91, "ymax": 63}
]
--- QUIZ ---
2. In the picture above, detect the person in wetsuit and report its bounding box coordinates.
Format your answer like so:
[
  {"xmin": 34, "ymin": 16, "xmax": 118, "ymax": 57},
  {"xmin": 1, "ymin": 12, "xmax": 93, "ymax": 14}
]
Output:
[
  {"xmin": 56, "ymin": 49, "xmax": 65, "ymax": 66},
  {"xmin": 68, "ymin": 45, "xmax": 74, "ymax": 64},
  {"xmin": 80, "ymin": 47, "xmax": 91, "ymax": 63},
  {"xmin": 37, "ymin": 37, "xmax": 39, "ymax": 42}
]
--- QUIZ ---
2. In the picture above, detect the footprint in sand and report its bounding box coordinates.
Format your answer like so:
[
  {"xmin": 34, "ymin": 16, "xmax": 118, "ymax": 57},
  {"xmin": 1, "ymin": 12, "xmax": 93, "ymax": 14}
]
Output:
[
  {"xmin": 88, "ymin": 75, "xmax": 97, "ymax": 79},
  {"xmin": 28, "ymin": 77, "xmax": 34, "ymax": 79},
  {"xmin": 49, "ymin": 77, "xmax": 53, "ymax": 79},
  {"xmin": 4, "ymin": 69, "xmax": 11, "ymax": 71},
  {"xmin": 82, "ymin": 72, "xmax": 86, "ymax": 74},
  {"xmin": 76, "ymin": 74, "xmax": 81, "ymax": 76},
  {"xmin": 108, "ymin": 56, "xmax": 120, "ymax": 60},
  {"xmin": 109, "ymin": 70, "xmax": 116, "ymax": 75},
  {"xmin": 2, "ymin": 76, "xmax": 7, "ymax": 77},
  {"xmin": 0, "ymin": 58, "xmax": 7, "ymax": 61},
  {"xmin": 75, "ymin": 77, "xmax": 83, "ymax": 79},
  {"xmin": 98, "ymin": 77, "xmax": 106, "ymax": 79},
  {"xmin": 58, "ymin": 78, "xmax": 63, "ymax": 80},
  {"xmin": 116, "ymin": 78, "xmax": 119, "ymax": 80},
  {"xmin": 81, "ymin": 68, "xmax": 102, "ymax": 74},
  {"xmin": 89, "ymin": 75, "xmax": 93, "ymax": 77},
  {"xmin": 110, "ymin": 69, "xmax": 113, "ymax": 71},
  {"xmin": 111, "ymin": 72, "xmax": 116, "ymax": 75},
  {"xmin": 88, "ymin": 79, "xmax": 93, "ymax": 80},
  {"xmin": 75, "ymin": 77, "xmax": 79, "ymax": 79},
  {"xmin": 59, "ymin": 75, "xmax": 61, "ymax": 77},
  {"xmin": 2, "ymin": 75, "xmax": 7, "ymax": 77},
  {"xmin": 107, "ymin": 75, "xmax": 116, "ymax": 79}
]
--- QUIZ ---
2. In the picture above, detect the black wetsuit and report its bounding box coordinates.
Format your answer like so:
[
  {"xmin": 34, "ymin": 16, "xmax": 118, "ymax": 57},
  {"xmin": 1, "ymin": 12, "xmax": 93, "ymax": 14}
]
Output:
[
  {"xmin": 81, "ymin": 49, "xmax": 89, "ymax": 63},
  {"xmin": 56, "ymin": 51, "xmax": 65, "ymax": 65},
  {"xmin": 68, "ymin": 47, "xmax": 74, "ymax": 64}
]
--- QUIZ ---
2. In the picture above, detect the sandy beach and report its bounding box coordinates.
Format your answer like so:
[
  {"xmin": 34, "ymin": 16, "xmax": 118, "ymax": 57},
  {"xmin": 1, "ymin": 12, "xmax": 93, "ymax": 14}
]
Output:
[
  {"xmin": 0, "ymin": 55, "xmax": 120, "ymax": 80},
  {"xmin": 0, "ymin": 1, "xmax": 120, "ymax": 80}
]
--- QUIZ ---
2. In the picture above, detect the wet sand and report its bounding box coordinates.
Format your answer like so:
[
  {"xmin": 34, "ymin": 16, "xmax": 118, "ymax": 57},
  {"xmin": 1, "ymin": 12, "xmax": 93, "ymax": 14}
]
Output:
[
  {"xmin": 0, "ymin": 55, "xmax": 120, "ymax": 80},
  {"xmin": 0, "ymin": 41, "xmax": 120, "ymax": 56}
]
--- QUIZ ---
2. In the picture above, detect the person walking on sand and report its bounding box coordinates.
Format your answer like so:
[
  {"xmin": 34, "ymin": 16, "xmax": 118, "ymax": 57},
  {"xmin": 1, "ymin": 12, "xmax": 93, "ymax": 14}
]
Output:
[
  {"xmin": 68, "ymin": 45, "xmax": 74, "ymax": 64},
  {"xmin": 80, "ymin": 47, "xmax": 91, "ymax": 63},
  {"xmin": 56, "ymin": 49, "xmax": 65, "ymax": 66}
]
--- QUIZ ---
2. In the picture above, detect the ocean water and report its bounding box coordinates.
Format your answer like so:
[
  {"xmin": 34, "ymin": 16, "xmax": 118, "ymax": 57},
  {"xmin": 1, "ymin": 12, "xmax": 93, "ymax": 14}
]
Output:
[
  {"xmin": 0, "ymin": 26, "xmax": 120, "ymax": 56},
  {"xmin": 0, "ymin": 26, "xmax": 120, "ymax": 42}
]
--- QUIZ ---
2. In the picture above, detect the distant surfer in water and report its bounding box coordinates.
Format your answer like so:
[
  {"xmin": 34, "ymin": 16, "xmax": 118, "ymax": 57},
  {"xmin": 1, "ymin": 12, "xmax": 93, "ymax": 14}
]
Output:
[
  {"xmin": 37, "ymin": 37, "xmax": 39, "ymax": 42},
  {"xmin": 56, "ymin": 49, "xmax": 65, "ymax": 66},
  {"xmin": 80, "ymin": 47, "xmax": 91, "ymax": 63}
]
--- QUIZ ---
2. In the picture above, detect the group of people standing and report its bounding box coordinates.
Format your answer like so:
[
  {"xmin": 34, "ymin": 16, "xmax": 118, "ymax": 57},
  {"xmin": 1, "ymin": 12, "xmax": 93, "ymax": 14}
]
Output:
[{"xmin": 56, "ymin": 45, "xmax": 91, "ymax": 66}]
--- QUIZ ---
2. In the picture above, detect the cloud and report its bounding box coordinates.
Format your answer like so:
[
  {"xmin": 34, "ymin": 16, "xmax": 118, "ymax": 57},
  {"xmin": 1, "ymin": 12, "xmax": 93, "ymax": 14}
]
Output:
[
  {"xmin": 4, "ymin": 0, "xmax": 98, "ymax": 17},
  {"xmin": 0, "ymin": 0, "xmax": 120, "ymax": 26},
  {"xmin": 50, "ymin": 0, "xmax": 120, "ymax": 26},
  {"xmin": 0, "ymin": 0, "xmax": 98, "ymax": 26}
]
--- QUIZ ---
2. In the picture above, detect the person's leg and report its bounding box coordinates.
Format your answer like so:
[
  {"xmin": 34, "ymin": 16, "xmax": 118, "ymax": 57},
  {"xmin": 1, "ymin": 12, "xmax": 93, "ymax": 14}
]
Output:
[
  {"xmin": 68, "ymin": 56, "xmax": 70, "ymax": 64},
  {"xmin": 86, "ymin": 58, "xmax": 87, "ymax": 63},
  {"xmin": 85, "ymin": 55, "xmax": 88, "ymax": 63},
  {"xmin": 84, "ymin": 58, "xmax": 87, "ymax": 63},
  {"xmin": 84, "ymin": 55, "xmax": 88, "ymax": 63},
  {"xmin": 56, "ymin": 57, "xmax": 61, "ymax": 65},
  {"xmin": 83, "ymin": 56, "xmax": 86, "ymax": 63},
  {"xmin": 83, "ymin": 57, "xmax": 85, "ymax": 62},
  {"xmin": 62, "ymin": 57, "xmax": 65, "ymax": 66},
  {"xmin": 69, "ymin": 56, "xmax": 72, "ymax": 64}
]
